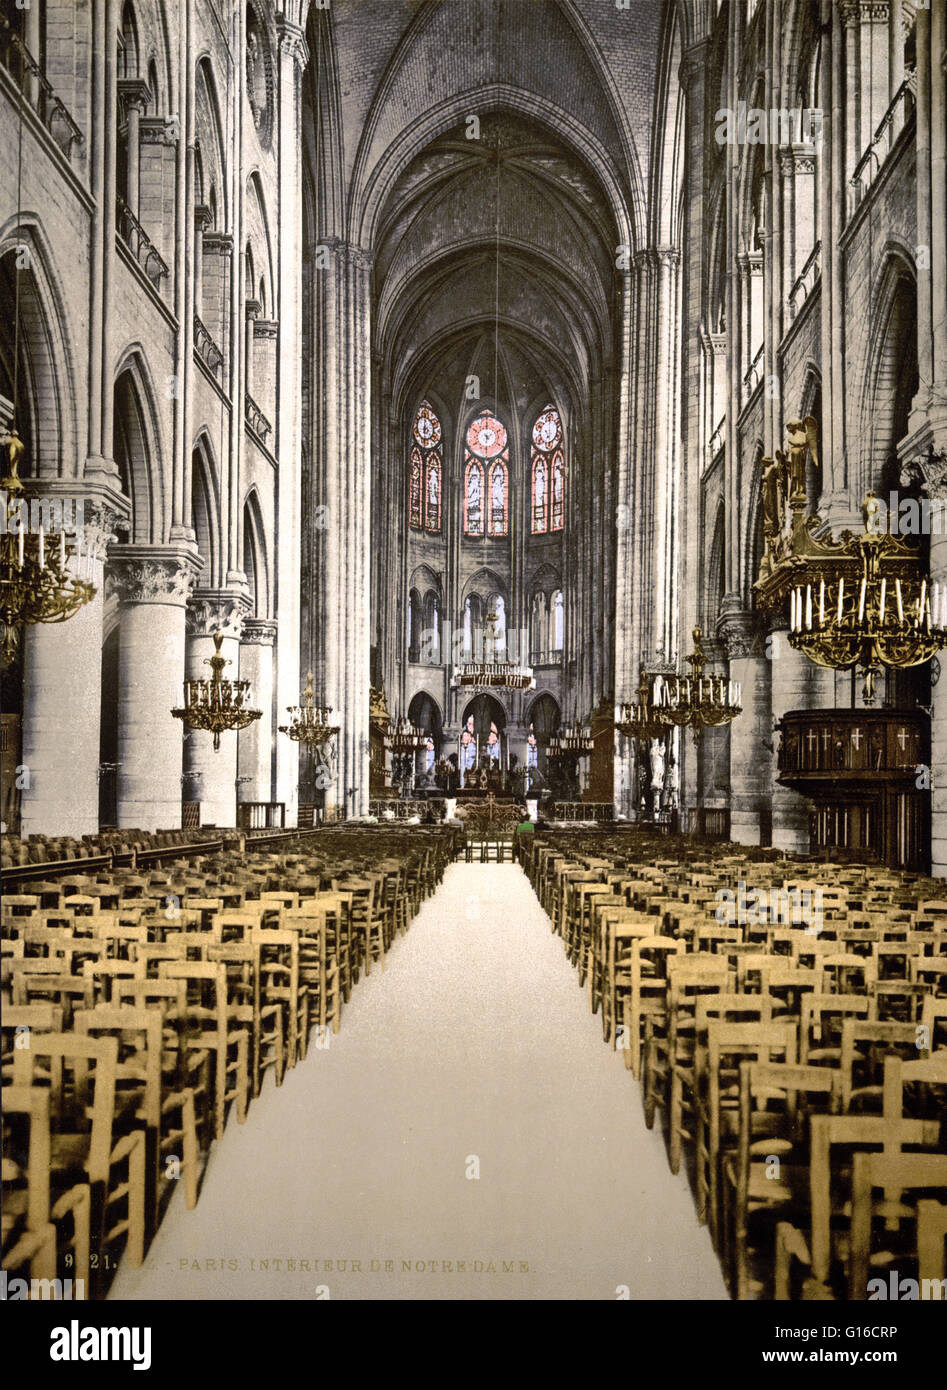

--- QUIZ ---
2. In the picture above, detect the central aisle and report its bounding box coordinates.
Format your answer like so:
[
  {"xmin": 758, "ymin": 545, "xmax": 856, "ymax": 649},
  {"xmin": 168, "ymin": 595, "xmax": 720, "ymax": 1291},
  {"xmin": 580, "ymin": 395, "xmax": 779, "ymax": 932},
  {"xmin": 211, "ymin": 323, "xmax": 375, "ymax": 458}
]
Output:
[{"xmin": 111, "ymin": 863, "xmax": 727, "ymax": 1301}]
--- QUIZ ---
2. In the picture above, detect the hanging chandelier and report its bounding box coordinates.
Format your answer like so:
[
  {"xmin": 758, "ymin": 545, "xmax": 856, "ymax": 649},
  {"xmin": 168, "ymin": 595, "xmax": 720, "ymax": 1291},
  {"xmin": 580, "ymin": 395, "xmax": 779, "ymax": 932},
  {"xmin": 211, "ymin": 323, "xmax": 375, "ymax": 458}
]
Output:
[
  {"xmin": 754, "ymin": 418, "xmax": 947, "ymax": 704},
  {"xmin": 548, "ymin": 724, "xmax": 594, "ymax": 757},
  {"xmin": 651, "ymin": 628, "xmax": 743, "ymax": 745},
  {"xmin": 1, "ymin": 432, "xmax": 97, "ymax": 668},
  {"xmin": 616, "ymin": 667, "xmax": 676, "ymax": 741},
  {"xmin": 279, "ymin": 671, "xmax": 339, "ymax": 748},
  {"xmin": 383, "ymin": 717, "xmax": 426, "ymax": 755},
  {"xmin": 172, "ymin": 629, "xmax": 262, "ymax": 751},
  {"xmin": 451, "ymin": 610, "xmax": 535, "ymax": 691}
]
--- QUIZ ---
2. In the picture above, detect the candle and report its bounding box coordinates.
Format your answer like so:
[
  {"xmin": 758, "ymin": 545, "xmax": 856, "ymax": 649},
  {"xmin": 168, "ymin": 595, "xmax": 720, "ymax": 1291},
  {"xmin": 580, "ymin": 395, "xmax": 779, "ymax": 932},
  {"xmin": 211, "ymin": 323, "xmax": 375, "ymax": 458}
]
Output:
[
  {"xmin": 805, "ymin": 585, "xmax": 812, "ymax": 630},
  {"xmin": 837, "ymin": 577, "xmax": 845, "ymax": 623},
  {"xmin": 18, "ymin": 521, "xmax": 24, "ymax": 567},
  {"xmin": 895, "ymin": 579, "xmax": 904, "ymax": 623},
  {"xmin": 38, "ymin": 525, "xmax": 44, "ymax": 569},
  {"xmin": 879, "ymin": 578, "xmax": 886, "ymax": 621},
  {"xmin": 858, "ymin": 577, "xmax": 866, "ymax": 623},
  {"xmin": 60, "ymin": 528, "xmax": 66, "ymax": 566},
  {"xmin": 790, "ymin": 589, "xmax": 796, "ymax": 630},
  {"xmin": 819, "ymin": 578, "xmax": 825, "ymax": 625}
]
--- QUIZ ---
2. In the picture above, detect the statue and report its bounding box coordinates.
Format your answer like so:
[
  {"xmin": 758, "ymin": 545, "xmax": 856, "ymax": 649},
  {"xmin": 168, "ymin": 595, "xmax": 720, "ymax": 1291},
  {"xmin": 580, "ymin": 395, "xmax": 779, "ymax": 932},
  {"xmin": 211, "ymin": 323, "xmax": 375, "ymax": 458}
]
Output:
[
  {"xmin": 649, "ymin": 737, "xmax": 666, "ymax": 816},
  {"xmin": 785, "ymin": 416, "xmax": 819, "ymax": 509}
]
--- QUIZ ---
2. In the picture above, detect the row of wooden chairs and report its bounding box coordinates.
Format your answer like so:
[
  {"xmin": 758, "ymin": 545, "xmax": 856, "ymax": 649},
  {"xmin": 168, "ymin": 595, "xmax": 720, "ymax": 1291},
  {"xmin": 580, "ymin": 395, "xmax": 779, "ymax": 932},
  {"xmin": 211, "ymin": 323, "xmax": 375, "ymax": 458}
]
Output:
[
  {"xmin": 521, "ymin": 829, "xmax": 947, "ymax": 1301},
  {"xmin": 2, "ymin": 826, "xmax": 458, "ymax": 1299}
]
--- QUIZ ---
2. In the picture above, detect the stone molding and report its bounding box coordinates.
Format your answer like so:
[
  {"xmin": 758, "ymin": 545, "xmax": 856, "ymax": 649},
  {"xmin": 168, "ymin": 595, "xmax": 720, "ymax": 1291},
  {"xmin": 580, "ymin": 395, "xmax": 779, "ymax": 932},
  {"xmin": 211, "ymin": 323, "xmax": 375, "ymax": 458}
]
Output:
[{"xmin": 107, "ymin": 545, "xmax": 202, "ymax": 605}]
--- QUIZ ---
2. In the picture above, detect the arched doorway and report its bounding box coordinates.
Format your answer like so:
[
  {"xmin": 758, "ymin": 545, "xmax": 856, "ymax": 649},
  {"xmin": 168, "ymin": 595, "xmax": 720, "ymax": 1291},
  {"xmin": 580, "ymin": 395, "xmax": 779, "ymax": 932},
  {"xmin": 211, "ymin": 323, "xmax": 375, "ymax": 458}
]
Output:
[
  {"xmin": 459, "ymin": 694, "xmax": 506, "ymax": 786},
  {"xmin": 526, "ymin": 693, "xmax": 560, "ymax": 779},
  {"xmin": 408, "ymin": 691, "xmax": 443, "ymax": 782}
]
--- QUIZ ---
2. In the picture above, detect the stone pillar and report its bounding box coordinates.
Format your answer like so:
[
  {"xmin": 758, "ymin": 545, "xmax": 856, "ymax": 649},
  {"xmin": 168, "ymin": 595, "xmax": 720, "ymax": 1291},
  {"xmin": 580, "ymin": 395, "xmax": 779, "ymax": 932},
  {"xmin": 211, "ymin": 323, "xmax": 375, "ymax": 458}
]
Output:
[
  {"xmin": 19, "ymin": 501, "xmax": 120, "ymax": 838},
  {"xmin": 109, "ymin": 545, "xmax": 200, "ymax": 832},
  {"xmin": 118, "ymin": 80, "xmax": 150, "ymax": 221},
  {"xmin": 899, "ymin": 452, "xmax": 947, "ymax": 875},
  {"xmin": 183, "ymin": 591, "xmax": 250, "ymax": 828},
  {"xmin": 244, "ymin": 298, "xmax": 261, "ymax": 406},
  {"xmin": 768, "ymin": 629, "xmax": 835, "ymax": 851},
  {"xmin": 719, "ymin": 611, "xmax": 771, "ymax": 846},
  {"xmin": 237, "ymin": 618, "xmax": 277, "ymax": 805},
  {"xmin": 274, "ymin": 16, "xmax": 308, "ymax": 825},
  {"xmin": 193, "ymin": 204, "xmax": 211, "ymax": 322}
]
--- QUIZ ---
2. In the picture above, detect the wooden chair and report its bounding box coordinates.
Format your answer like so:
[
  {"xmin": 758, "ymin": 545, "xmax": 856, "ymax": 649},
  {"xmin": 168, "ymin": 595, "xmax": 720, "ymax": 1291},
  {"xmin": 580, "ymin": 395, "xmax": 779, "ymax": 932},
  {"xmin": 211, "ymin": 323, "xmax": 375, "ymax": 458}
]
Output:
[
  {"xmin": 157, "ymin": 961, "xmax": 249, "ymax": 1139},
  {"xmin": 12, "ymin": 1032, "xmax": 146, "ymax": 1296},
  {"xmin": 723, "ymin": 1059, "xmax": 842, "ymax": 1299},
  {"xmin": 848, "ymin": 1151, "xmax": 947, "ymax": 1298}
]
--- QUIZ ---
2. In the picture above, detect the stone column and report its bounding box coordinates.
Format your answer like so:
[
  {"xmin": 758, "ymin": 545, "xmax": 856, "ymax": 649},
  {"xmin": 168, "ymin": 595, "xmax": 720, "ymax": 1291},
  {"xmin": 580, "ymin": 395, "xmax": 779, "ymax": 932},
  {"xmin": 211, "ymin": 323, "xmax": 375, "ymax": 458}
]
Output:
[
  {"xmin": 719, "ymin": 609, "xmax": 771, "ymax": 846},
  {"xmin": 19, "ymin": 500, "xmax": 121, "ymax": 838},
  {"xmin": 108, "ymin": 545, "xmax": 201, "ymax": 832},
  {"xmin": 768, "ymin": 630, "xmax": 835, "ymax": 851},
  {"xmin": 193, "ymin": 203, "xmax": 211, "ymax": 322},
  {"xmin": 273, "ymin": 15, "xmax": 309, "ymax": 825},
  {"xmin": 182, "ymin": 591, "xmax": 250, "ymax": 828},
  {"xmin": 237, "ymin": 618, "xmax": 277, "ymax": 805},
  {"xmin": 118, "ymin": 79, "xmax": 150, "ymax": 221},
  {"xmin": 900, "ymin": 452, "xmax": 947, "ymax": 875}
]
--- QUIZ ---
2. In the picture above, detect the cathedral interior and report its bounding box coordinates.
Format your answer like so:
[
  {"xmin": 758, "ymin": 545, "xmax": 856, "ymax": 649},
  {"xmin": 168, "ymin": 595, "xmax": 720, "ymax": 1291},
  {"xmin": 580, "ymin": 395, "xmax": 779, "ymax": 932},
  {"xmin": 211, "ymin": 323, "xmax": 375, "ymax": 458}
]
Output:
[{"xmin": 1, "ymin": 0, "xmax": 946, "ymax": 1311}]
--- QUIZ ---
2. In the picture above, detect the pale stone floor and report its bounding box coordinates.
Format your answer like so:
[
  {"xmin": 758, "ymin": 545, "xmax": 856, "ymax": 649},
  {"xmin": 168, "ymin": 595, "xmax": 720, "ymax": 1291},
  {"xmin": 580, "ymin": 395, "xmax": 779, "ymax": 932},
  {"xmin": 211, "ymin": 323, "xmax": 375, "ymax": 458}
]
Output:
[{"xmin": 110, "ymin": 863, "xmax": 728, "ymax": 1301}]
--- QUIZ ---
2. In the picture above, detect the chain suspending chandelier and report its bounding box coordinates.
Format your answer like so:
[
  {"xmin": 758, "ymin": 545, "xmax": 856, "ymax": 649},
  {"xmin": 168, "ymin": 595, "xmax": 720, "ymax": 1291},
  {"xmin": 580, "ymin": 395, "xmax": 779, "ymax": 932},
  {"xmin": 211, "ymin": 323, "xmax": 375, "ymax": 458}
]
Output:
[
  {"xmin": 1, "ymin": 433, "xmax": 97, "ymax": 668},
  {"xmin": 451, "ymin": 609, "xmax": 535, "ymax": 691},
  {"xmin": 754, "ymin": 419, "xmax": 947, "ymax": 704},
  {"xmin": 172, "ymin": 629, "xmax": 262, "ymax": 751},
  {"xmin": 278, "ymin": 671, "xmax": 339, "ymax": 748}
]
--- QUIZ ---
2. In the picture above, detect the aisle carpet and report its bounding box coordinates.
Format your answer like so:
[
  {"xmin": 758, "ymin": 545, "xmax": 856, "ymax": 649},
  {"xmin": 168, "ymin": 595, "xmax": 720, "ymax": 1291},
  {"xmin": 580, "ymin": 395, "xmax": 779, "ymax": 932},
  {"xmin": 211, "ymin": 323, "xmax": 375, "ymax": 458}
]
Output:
[{"xmin": 110, "ymin": 863, "xmax": 727, "ymax": 1301}]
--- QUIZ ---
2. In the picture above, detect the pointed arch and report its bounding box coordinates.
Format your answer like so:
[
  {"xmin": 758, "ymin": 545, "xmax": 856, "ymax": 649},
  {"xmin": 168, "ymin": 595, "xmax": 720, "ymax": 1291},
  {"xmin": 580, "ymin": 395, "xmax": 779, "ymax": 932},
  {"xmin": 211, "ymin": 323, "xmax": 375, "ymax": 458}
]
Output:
[
  {"xmin": 858, "ymin": 248, "xmax": 918, "ymax": 498},
  {"xmin": 191, "ymin": 433, "xmax": 222, "ymax": 589},
  {"xmin": 242, "ymin": 487, "xmax": 269, "ymax": 618},
  {"xmin": 0, "ymin": 220, "xmax": 78, "ymax": 480},
  {"xmin": 112, "ymin": 348, "xmax": 166, "ymax": 542}
]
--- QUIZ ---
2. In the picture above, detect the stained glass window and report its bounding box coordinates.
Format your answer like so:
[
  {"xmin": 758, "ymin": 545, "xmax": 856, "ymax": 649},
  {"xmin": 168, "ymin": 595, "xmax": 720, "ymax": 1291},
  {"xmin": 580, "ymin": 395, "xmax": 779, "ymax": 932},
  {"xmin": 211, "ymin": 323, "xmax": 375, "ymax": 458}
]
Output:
[
  {"xmin": 465, "ymin": 410, "xmax": 509, "ymax": 536},
  {"xmin": 426, "ymin": 457, "xmax": 441, "ymax": 531},
  {"xmin": 489, "ymin": 461, "xmax": 508, "ymax": 534},
  {"xmin": 465, "ymin": 460, "xmax": 484, "ymax": 535},
  {"xmin": 410, "ymin": 400, "xmax": 443, "ymax": 532},
  {"xmin": 409, "ymin": 448, "xmax": 422, "ymax": 529},
  {"xmin": 531, "ymin": 403, "xmax": 565, "ymax": 534}
]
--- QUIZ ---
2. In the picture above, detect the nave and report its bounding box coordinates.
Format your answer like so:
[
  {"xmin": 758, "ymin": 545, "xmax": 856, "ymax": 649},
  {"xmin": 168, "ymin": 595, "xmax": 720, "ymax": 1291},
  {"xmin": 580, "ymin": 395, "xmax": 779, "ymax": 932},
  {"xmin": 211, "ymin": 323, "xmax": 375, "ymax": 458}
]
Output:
[{"xmin": 108, "ymin": 862, "xmax": 726, "ymax": 1302}]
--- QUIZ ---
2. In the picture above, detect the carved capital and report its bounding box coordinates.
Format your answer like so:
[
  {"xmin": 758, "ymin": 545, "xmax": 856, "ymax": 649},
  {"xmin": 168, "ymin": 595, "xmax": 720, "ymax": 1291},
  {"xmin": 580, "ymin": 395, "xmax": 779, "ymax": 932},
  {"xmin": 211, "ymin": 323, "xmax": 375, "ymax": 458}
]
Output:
[
  {"xmin": 203, "ymin": 232, "xmax": 234, "ymax": 257},
  {"xmin": 242, "ymin": 617, "xmax": 278, "ymax": 647},
  {"xmin": 194, "ymin": 203, "xmax": 213, "ymax": 233},
  {"xmin": 253, "ymin": 318, "xmax": 279, "ymax": 339},
  {"xmin": 186, "ymin": 588, "xmax": 252, "ymax": 640},
  {"xmin": 900, "ymin": 447, "xmax": 947, "ymax": 500},
  {"xmin": 139, "ymin": 117, "xmax": 178, "ymax": 147},
  {"xmin": 107, "ymin": 545, "xmax": 201, "ymax": 605},
  {"xmin": 276, "ymin": 18, "xmax": 309, "ymax": 71},
  {"xmin": 118, "ymin": 78, "xmax": 151, "ymax": 117}
]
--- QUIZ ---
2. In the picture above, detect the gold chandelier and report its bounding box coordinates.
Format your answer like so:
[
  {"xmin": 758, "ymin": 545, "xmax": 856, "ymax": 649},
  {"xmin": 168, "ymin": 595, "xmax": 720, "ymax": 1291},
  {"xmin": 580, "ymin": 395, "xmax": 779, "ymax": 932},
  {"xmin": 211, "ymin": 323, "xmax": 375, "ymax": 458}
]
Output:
[
  {"xmin": 652, "ymin": 628, "xmax": 743, "ymax": 744},
  {"xmin": 1, "ymin": 431, "xmax": 97, "ymax": 667},
  {"xmin": 384, "ymin": 718, "xmax": 426, "ymax": 755},
  {"xmin": 754, "ymin": 419, "xmax": 947, "ymax": 703},
  {"xmin": 548, "ymin": 724, "xmax": 594, "ymax": 757},
  {"xmin": 172, "ymin": 629, "xmax": 262, "ymax": 751},
  {"xmin": 616, "ymin": 667, "xmax": 675, "ymax": 741},
  {"xmin": 451, "ymin": 609, "xmax": 535, "ymax": 691},
  {"xmin": 279, "ymin": 671, "xmax": 339, "ymax": 748}
]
